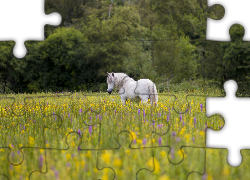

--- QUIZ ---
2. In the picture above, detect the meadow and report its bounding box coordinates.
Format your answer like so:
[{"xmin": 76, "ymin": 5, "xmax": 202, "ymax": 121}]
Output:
[{"xmin": 0, "ymin": 90, "xmax": 247, "ymax": 180}]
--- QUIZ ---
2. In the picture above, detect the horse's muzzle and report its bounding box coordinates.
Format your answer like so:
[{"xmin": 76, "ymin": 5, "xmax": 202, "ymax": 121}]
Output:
[{"xmin": 107, "ymin": 90, "xmax": 112, "ymax": 94}]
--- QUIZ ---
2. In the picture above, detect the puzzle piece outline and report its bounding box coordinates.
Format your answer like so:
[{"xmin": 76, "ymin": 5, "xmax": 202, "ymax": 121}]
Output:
[
  {"xmin": 0, "ymin": 0, "xmax": 61, "ymax": 58},
  {"xmin": 207, "ymin": 0, "xmax": 250, "ymax": 41}
]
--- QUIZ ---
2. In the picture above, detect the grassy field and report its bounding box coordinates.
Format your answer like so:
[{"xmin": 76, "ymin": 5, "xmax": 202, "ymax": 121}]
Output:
[{"xmin": 0, "ymin": 90, "xmax": 246, "ymax": 180}]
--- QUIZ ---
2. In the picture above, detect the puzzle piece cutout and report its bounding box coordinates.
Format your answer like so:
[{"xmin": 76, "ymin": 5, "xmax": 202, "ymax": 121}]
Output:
[
  {"xmin": 0, "ymin": 0, "xmax": 61, "ymax": 58},
  {"xmin": 206, "ymin": 80, "xmax": 250, "ymax": 167},
  {"xmin": 207, "ymin": 0, "xmax": 250, "ymax": 41},
  {"xmin": 149, "ymin": 95, "xmax": 223, "ymax": 165},
  {"xmin": 201, "ymin": 23, "xmax": 250, "ymax": 95},
  {"xmin": 204, "ymin": 148, "xmax": 250, "ymax": 179}
]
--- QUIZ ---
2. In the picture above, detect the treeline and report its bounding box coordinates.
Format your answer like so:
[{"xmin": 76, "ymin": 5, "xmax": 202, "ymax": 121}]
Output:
[{"xmin": 0, "ymin": 0, "xmax": 249, "ymax": 94}]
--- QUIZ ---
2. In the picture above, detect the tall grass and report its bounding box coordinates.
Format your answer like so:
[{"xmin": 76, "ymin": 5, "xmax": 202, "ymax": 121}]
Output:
[{"xmin": 0, "ymin": 90, "xmax": 243, "ymax": 180}]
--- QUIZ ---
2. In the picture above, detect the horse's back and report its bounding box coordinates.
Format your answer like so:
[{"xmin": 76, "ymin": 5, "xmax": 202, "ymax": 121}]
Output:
[
  {"xmin": 136, "ymin": 79, "xmax": 155, "ymax": 93},
  {"xmin": 137, "ymin": 79, "xmax": 155, "ymax": 87}
]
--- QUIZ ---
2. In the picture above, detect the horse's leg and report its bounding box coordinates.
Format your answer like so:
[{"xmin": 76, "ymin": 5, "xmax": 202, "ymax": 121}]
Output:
[
  {"xmin": 120, "ymin": 96, "xmax": 126, "ymax": 105},
  {"xmin": 121, "ymin": 99, "xmax": 126, "ymax": 105},
  {"xmin": 139, "ymin": 95, "xmax": 149, "ymax": 104}
]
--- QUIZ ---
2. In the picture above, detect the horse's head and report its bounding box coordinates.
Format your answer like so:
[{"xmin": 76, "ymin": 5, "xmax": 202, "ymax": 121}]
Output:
[{"xmin": 107, "ymin": 72, "xmax": 115, "ymax": 94}]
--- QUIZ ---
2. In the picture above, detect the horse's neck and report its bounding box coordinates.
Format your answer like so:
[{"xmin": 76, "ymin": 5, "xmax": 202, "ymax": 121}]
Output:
[{"xmin": 115, "ymin": 74, "xmax": 134, "ymax": 89}]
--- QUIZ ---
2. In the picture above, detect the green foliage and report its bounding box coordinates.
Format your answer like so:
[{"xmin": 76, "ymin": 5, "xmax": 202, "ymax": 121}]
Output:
[
  {"xmin": 1, "ymin": 0, "xmax": 243, "ymax": 93},
  {"xmin": 0, "ymin": 41, "xmax": 28, "ymax": 92},
  {"xmin": 220, "ymin": 25, "xmax": 250, "ymax": 94},
  {"xmin": 157, "ymin": 78, "xmax": 222, "ymax": 93},
  {"xmin": 153, "ymin": 29, "xmax": 196, "ymax": 83},
  {"xmin": 25, "ymin": 28, "xmax": 89, "ymax": 92}
]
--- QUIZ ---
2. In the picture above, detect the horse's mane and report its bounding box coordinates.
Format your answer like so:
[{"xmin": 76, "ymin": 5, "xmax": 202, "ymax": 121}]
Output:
[{"xmin": 114, "ymin": 73, "xmax": 134, "ymax": 89}]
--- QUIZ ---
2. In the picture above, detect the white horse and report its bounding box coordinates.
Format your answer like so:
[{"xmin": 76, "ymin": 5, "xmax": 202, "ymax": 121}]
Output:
[{"xmin": 107, "ymin": 72, "xmax": 158, "ymax": 105}]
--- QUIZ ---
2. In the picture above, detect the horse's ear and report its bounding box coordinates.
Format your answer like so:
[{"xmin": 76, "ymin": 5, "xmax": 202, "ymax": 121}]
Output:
[
  {"xmin": 107, "ymin": 72, "xmax": 109, "ymax": 76},
  {"xmin": 112, "ymin": 72, "xmax": 114, "ymax": 77}
]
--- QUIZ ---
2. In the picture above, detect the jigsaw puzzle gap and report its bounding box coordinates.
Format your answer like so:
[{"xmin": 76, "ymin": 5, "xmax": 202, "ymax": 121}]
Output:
[
  {"xmin": 208, "ymin": 4, "xmax": 225, "ymax": 20},
  {"xmin": 207, "ymin": 0, "xmax": 250, "ymax": 41},
  {"xmin": 207, "ymin": 80, "xmax": 250, "ymax": 167},
  {"xmin": 13, "ymin": 41, "xmax": 27, "ymax": 59},
  {"xmin": 205, "ymin": 148, "xmax": 250, "ymax": 179},
  {"xmin": 0, "ymin": 0, "xmax": 61, "ymax": 58}
]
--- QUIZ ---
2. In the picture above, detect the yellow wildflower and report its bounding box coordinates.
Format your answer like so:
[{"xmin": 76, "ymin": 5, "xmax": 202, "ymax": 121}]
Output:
[
  {"xmin": 113, "ymin": 158, "xmax": 122, "ymax": 167},
  {"xmin": 76, "ymin": 161, "xmax": 80, "ymax": 170},
  {"xmin": 207, "ymin": 175, "xmax": 213, "ymax": 180},
  {"xmin": 159, "ymin": 175, "xmax": 169, "ymax": 180},
  {"xmin": 154, "ymin": 158, "xmax": 160, "ymax": 174},
  {"xmin": 147, "ymin": 157, "xmax": 160, "ymax": 174},
  {"xmin": 81, "ymin": 160, "xmax": 85, "ymax": 168},
  {"xmin": 125, "ymin": 150, "xmax": 130, "ymax": 154},
  {"xmin": 40, "ymin": 149, "xmax": 44, "ymax": 153},
  {"xmin": 101, "ymin": 151, "xmax": 111, "ymax": 164},
  {"xmin": 29, "ymin": 136, "xmax": 35, "ymax": 146},
  {"xmin": 14, "ymin": 165, "xmax": 21, "ymax": 173},
  {"xmin": 160, "ymin": 150, "xmax": 166, "ymax": 157},
  {"xmin": 102, "ymin": 174, "xmax": 108, "ymax": 180},
  {"xmin": 130, "ymin": 131, "xmax": 137, "ymax": 140},
  {"xmin": 222, "ymin": 167, "xmax": 230, "ymax": 175},
  {"xmin": 71, "ymin": 141, "xmax": 75, "ymax": 147},
  {"xmin": 177, "ymin": 150, "xmax": 183, "ymax": 158},
  {"xmin": 94, "ymin": 167, "xmax": 98, "ymax": 173},
  {"xmin": 66, "ymin": 153, "xmax": 71, "ymax": 160}
]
